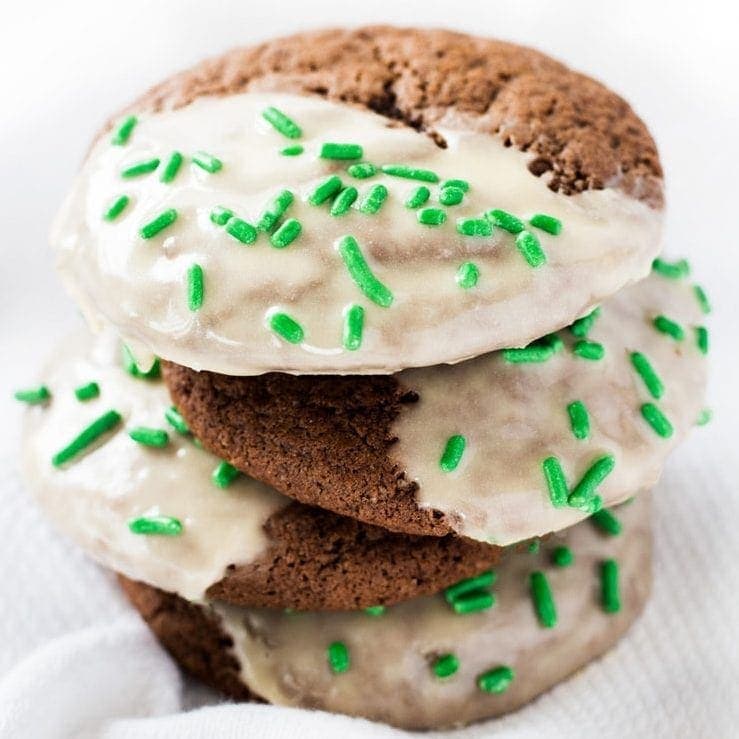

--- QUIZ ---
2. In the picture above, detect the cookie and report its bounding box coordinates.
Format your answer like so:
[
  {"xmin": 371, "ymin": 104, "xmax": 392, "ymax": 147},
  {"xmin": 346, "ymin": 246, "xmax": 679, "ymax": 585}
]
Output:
[
  {"xmin": 52, "ymin": 26, "xmax": 663, "ymax": 375},
  {"xmin": 21, "ymin": 330, "xmax": 500, "ymax": 609},
  {"xmin": 121, "ymin": 495, "xmax": 651, "ymax": 730},
  {"xmin": 164, "ymin": 271, "xmax": 708, "ymax": 544}
]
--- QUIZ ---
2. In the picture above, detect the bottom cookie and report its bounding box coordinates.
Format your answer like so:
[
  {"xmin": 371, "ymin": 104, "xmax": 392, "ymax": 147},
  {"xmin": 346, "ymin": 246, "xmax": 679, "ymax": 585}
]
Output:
[{"xmin": 120, "ymin": 496, "xmax": 651, "ymax": 730}]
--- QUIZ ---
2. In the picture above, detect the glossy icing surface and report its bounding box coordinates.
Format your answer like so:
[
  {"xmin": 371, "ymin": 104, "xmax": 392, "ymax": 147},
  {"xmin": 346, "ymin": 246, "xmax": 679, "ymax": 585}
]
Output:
[
  {"xmin": 216, "ymin": 496, "xmax": 651, "ymax": 730},
  {"xmin": 392, "ymin": 274, "xmax": 707, "ymax": 544},
  {"xmin": 22, "ymin": 331, "xmax": 286, "ymax": 601},
  {"xmin": 52, "ymin": 93, "xmax": 662, "ymax": 374}
]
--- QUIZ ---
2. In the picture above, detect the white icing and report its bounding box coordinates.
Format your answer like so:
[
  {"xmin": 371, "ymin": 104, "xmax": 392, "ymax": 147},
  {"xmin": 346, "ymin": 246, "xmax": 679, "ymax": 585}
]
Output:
[
  {"xmin": 51, "ymin": 93, "xmax": 662, "ymax": 375},
  {"xmin": 21, "ymin": 330, "xmax": 287, "ymax": 601},
  {"xmin": 392, "ymin": 274, "xmax": 706, "ymax": 544},
  {"xmin": 215, "ymin": 496, "xmax": 651, "ymax": 730}
]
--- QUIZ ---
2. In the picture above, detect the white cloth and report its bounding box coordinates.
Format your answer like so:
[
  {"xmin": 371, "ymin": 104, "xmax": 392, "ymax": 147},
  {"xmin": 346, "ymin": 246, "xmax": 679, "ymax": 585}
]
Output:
[{"xmin": 1, "ymin": 1, "xmax": 738, "ymax": 737}]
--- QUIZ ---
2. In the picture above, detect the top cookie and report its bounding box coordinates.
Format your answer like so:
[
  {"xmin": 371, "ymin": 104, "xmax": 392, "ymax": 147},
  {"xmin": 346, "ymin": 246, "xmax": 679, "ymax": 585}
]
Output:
[{"xmin": 52, "ymin": 27, "xmax": 663, "ymax": 375}]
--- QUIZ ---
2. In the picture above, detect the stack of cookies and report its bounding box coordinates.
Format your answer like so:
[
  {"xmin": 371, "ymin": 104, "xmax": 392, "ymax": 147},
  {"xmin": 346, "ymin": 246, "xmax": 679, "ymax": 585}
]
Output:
[{"xmin": 19, "ymin": 27, "xmax": 710, "ymax": 730}]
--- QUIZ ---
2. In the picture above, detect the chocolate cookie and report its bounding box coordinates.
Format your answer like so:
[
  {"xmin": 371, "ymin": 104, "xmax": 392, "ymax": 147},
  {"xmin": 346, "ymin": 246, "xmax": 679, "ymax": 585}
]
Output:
[
  {"xmin": 22, "ymin": 330, "xmax": 499, "ymax": 610},
  {"xmin": 165, "ymin": 271, "xmax": 708, "ymax": 543},
  {"xmin": 120, "ymin": 495, "xmax": 652, "ymax": 730},
  {"xmin": 52, "ymin": 27, "xmax": 663, "ymax": 375}
]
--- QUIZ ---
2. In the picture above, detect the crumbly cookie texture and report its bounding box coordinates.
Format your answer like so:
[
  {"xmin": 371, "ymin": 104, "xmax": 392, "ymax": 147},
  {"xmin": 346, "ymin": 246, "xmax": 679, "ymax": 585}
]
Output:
[
  {"xmin": 164, "ymin": 270, "xmax": 708, "ymax": 543},
  {"xmin": 21, "ymin": 330, "xmax": 500, "ymax": 609},
  {"xmin": 121, "ymin": 495, "xmax": 652, "ymax": 730},
  {"xmin": 132, "ymin": 26, "xmax": 662, "ymax": 204}
]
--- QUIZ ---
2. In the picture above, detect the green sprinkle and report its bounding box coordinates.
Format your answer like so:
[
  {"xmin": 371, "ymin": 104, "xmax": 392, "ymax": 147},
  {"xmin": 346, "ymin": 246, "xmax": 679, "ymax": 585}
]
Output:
[
  {"xmin": 342, "ymin": 304, "xmax": 364, "ymax": 351},
  {"xmin": 444, "ymin": 571, "xmax": 496, "ymax": 604},
  {"xmin": 280, "ymin": 145, "xmax": 304, "ymax": 156},
  {"xmin": 212, "ymin": 460, "xmax": 240, "ymax": 488},
  {"xmin": 515, "ymin": 230, "xmax": 546, "ymax": 267},
  {"xmin": 693, "ymin": 284, "xmax": 711, "ymax": 314},
  {"xmin": 14, "ymin": 385, "xmax": 51, "ymax": 405},
  {"xmin": 641, "ymin": 403, "xmax": 673, "ymax": 438},
  {"xmin": 111, "ymin": 115, "xmax": 137, "ymax": 145},
  {"xmin": 258, "ymin": 189, "xmax": 295, "ymax": 232},
  {"xmin": 327, "ymin": 641, "xmax": 350, "ymax": 674},
  {"xmin": 347, "ymin": 162, "xmax": 377, "ymax": 179},
  {"xmin": 529, "ymin": 213, "xmax": 562, "ymax": 235},
  {"xmin": 530, "ymin": 571, "xmax": 557, "ymax": 628},
  {"xmin": 210, "ymin": 206, "xmax": 234, "ymax": 226},
  {"xmin": 122, "ymin": 158, "xmax": 160, "ymax": 178},
  {"xmin": 569, "ymin": 307, "xmax": 601, "ymax": 338},
  {"xmin": 695, "ymin": 326, "xmax": 709, "ymax": 355},
  {"xmin": 541, "ymin": 333, "xmax": 564, "ymax": 353},
  {"xmin": 74, "ymin": 382, "xmax": 100, "ymax": 402},
  {"xmin": 486, "ymin": 209, "xmax": 524, "ymax": 234},
  {"xmin": 696, "ymin": 408, "xmax": 712, "ymax": 426},
  {"xmin": 527, "ymin": 539, "xmax": 540, "ymax": 554},
  {"xmin": 128, "ymin": 515, "xmax": 182, "ymax": 536},
  {"xmin": 503, "ymin": 335, "xmax": 562, "ymax": 363},
  {"xmin": 129, "ymin": 426, "xmax": 169, "ymax": 447},
  {"xmin": 542, "ymin": 457, "xmax": 569, "ymax": 508},
  {"xmin": 52, "ymin": 409, "xmax": 122, "ymax": 467},
  {"xmin": 457, "ymin": 218, "xmax": 492, "ymax": 237},
  {"xmin": 653, "ymin": 315, "xmax": 685, "ymax": 341},
  {"xmin": 358, "ymin": 184, "xmax": 388, "ymax": 214},
  {"xmin": 160, "ymin": 151, "xmax": 183, "ymax": 183},
  {"xmin": 405, "ymin": 186, "xmax": 430, "ymax": 209},
  {"xmin": 485, "ymin": 208, "xmax": 526, "ymax": 234},
  {"xmin": 502, "ymin": 346, "xmax": 551, "ymax": 363},
  {"xmin": 187, "ymin": 264, "xmax": 204, "ymax": 311},
  {"xmin": 441, "ymin": 179, "xmax": 469, "ymax": 193},
  {"xmin": 585, "ymin": 495, "xmax": 604, "ymax": 514},
  {"xmin": 262, "ymin": 106, "xmax": 302, "ymax": 139},
  {"xmin": 456, "ymin": 262, "xmax": 480, "ymax": 289},
  {"xmin": 652, "ymin": 257, "xmax": 690, "ymax": 279},
  {"xmin": 320, "ymin": 143, "xmax": 363, "ymax": 160},
  {"xmin": 269, "ymin": 312, "xmax": 304, "ymax": 344},
  {"xmin": 122, "ymin": 345, "xmax": 160, "ymax": 379},
  {"xmin": 552, "ymin": 546, "xmax": 573, "ymax": 567},
  {"xmin": 601, "ymin": 559, "xmax": 620, "ymax": 613},
  {"xmin": 439, "ymin": 434, "xmax": 466, "ymax": 472},
  {"xmin": 432, "ymin": 654, "xmax": 459, "ymax": 679},
  {"xmin": 381, "ymin": 164, "xmax": 439, "ymax": 182},
  {"xmin": 630, "ymin": 352, "xmax": 664, "ymax": 400},
  {"xmin": 308, "ymin": 175, "xmax": 343, "ymax": 206},
  {"xmin": 417, "ymin": 208, "xmax": 446, "ymax": 226},
  {"xmin": 568, "ymin": 455, "xmax": 615, "ymax": 509},
  {"xmin": 477, "ymin": 666, "xmax": 514, "ymax": 694},
  {"xmin": 140, "ymin": 209, "xmax": 177, "ymax": 239},
  {"xmin": 573, "ymin": 340, "xmax": 604, "ymax": 360},
  {"xmin": 330, "ymin": 187, "xmax": 358, "ymax": 216},
  {"xmin": 337, "ymin": 235, "xmax": 394, "ymax": 307},
  {"xmin": 270, "ymin": 218, "xmax": 302, "ymax": 248},
  {"xmin": 591, "ymin": 508, "xmax": 622, "ymax": 536},
  {"xmin": 364, "ymin": 605, "xmax": 385, "ymax": 616},
  {"xmin": 439, "ymin": 186, "xmax": 464, "ymax": 206},
  {"xmin": 225, "ymin": 217, "xmax": 258, "ymax": 245},
  {"xmin": 567, "ymin": 400, "xmax": 590, "ymax": 440},
  {"xmin": 103, "ymin": 195, "xmax": 130, "ymax": 221},
  {"xmin": 452, "ymin": 590, "xmax": 495, "ymax": 614},
  {"xmin": 192, "ymin": 151, "xmax": 222, "ymax": 173},
  {"xmin": 165, "ymin": 406, "xmax": 189, "ymax": 435}
]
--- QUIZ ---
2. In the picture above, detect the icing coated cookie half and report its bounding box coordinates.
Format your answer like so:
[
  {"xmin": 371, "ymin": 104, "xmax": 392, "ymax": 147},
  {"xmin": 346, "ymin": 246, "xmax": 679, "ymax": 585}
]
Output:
[
  {"xmin": 165, "ymin": 271, "xmax": 708, "ymax": 544},
  {"xmin": 52, "ymin": 27, "xmax": 663, "ymax": 375},
  {"xmin": 21, "ymin": 330, "xmax": 500, "ymax": 608},
  {"xmin": 120, "ymin": 495, "xmax": 652, "ymax": 730}
]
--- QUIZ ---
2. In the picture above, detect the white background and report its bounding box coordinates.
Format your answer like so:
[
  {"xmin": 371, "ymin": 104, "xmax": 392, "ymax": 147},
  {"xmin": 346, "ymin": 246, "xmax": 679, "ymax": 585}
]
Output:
[{"xmin": 1, "ymin": 1, "xmax": 738, "ymax": 737}]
